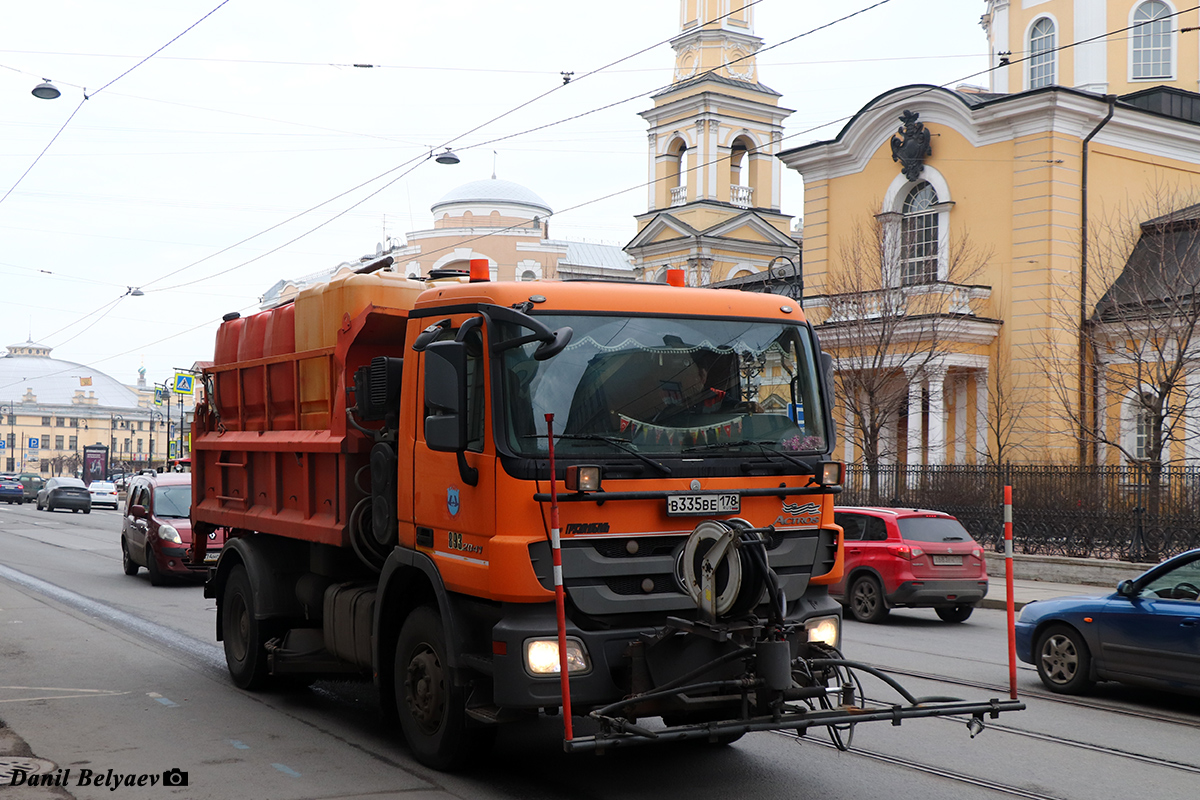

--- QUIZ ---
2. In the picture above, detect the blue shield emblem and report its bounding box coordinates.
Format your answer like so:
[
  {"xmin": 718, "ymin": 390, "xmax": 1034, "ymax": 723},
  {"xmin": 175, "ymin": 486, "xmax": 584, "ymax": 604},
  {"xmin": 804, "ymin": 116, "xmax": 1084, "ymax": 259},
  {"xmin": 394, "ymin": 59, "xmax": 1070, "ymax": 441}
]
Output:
[{"xmin": 447, "ymin": 487, "xmax": 460, "ymax": 516}]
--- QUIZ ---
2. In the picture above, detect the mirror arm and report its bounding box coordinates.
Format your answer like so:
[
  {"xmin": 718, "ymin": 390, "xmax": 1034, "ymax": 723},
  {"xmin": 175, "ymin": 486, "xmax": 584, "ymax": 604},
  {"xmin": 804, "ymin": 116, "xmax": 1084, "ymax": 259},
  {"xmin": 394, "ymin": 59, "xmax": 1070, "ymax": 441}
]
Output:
[{"xmin": 457, "ymin": 451, "xmax": 479, "ymax": 487}]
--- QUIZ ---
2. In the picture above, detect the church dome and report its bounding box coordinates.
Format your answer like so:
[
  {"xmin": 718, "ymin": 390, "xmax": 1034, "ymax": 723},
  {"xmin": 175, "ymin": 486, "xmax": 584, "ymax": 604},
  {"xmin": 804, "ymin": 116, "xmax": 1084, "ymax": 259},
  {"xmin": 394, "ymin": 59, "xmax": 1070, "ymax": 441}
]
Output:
[
  {"xmin": 0, "ymin": 341, "xmax": 140, "ymax": 407},
  {"xmin": 432, "ymin": 177, "xmax": 552, "ymax": 218}
]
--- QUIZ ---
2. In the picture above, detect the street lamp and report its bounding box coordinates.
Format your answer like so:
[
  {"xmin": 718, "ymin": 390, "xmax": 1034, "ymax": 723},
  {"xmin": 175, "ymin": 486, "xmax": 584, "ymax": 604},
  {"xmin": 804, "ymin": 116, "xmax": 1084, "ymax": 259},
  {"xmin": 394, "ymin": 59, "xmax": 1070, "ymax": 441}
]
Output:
[
  {"xmin": 31, "ymin": 80, "xmax": 61, "ymax": 100},
  {"xmin": 1, "ymin": 402, "xmax": 12, "ymax": 472},
  {"xmin": 766, "ymin": 255, "xmax": 803, "ymax": 307},
  {"xmin": 110, "ymin": 414, "xmax": 125, "ymax": 477},
  {"xmin": 739, "ymin": 349, "xmax": 767, "ymax": 408},
  {"xmin": 150, "ymin": 410, "xmax": 165, "ymax": 472}
]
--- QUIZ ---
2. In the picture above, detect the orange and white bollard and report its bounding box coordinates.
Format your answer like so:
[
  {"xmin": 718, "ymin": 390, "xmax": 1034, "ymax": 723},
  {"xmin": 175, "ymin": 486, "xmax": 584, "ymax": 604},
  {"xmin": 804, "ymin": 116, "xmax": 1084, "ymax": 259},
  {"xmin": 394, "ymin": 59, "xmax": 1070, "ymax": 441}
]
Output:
[
  {"xmin": 544, "ymin": 413, "xmax": 574, "ymax": 741},
  {"xmin": 1004, "ymin": 485, "xmax": 1017, "ymax": 700}
]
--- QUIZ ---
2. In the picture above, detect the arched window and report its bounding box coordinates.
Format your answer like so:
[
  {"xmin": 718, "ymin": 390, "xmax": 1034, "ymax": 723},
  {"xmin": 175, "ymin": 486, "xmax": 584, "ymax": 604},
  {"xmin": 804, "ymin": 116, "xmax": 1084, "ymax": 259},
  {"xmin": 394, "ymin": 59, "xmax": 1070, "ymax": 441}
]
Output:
[
  {"xmin": 1132, "ymin": 1, "xmax": 1173, "ymax": 79},
  {"xmin": 901, "ymin": 182, "xmax": 939, "ymax": 285},
  {"xmin": 728, "ymin": 135, "xmax": 756, "ymax": 209},
  {"xmin": 1029, "ymin": 17, "xmax": 1056, "ymax": 88},
  {"xmin": 668, "ymin": 138, "xmax": 688, "ymax": 207}
]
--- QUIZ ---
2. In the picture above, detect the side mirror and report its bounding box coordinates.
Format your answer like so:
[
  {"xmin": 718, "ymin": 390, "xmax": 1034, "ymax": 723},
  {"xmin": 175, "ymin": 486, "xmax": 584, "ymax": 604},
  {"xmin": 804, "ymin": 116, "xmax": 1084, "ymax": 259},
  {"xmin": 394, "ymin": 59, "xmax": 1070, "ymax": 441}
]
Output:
[
  {"xmin": 1116, "ymin": 579, "xmax": 1136, "ymax": 598},
  {"xmin": 533, "ymin": 326, "xmax": 573, "ymax": 361},
  {"xmin": 131, "ymin": 505, "xmax": 148, "ymax": 520},
  {"xmin": 424, "ymin": 340, "xmax": 468, "ymax": 452}
]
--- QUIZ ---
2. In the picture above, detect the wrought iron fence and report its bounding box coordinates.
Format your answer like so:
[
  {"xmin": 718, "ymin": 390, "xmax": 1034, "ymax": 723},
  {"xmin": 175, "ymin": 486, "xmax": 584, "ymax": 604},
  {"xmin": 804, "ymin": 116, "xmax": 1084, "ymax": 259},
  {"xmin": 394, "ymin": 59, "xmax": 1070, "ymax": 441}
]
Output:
[{"xmin": 839, "ymin": 464, "xmax": 1200, "ymax": 562}]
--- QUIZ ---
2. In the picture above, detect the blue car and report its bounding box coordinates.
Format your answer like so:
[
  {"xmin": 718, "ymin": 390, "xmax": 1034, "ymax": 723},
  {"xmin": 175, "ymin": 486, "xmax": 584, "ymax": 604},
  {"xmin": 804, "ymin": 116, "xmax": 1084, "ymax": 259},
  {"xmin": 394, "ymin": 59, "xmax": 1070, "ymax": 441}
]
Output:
[
  {"xmin": 0, "ymin": 476, "xmax": 24, "ymax": 504},
  {"xmin": 1016, "ymin": 548, "xmax": 1200, "ymax": 696}
]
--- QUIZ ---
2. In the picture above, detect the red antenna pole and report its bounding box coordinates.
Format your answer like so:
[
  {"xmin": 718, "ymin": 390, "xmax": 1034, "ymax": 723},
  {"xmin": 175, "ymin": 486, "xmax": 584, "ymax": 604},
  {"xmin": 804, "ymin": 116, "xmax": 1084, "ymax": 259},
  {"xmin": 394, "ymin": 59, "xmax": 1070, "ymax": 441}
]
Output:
[{"xmin": 545, "ymin": 414, "xmax": 573, "ymax": 741}]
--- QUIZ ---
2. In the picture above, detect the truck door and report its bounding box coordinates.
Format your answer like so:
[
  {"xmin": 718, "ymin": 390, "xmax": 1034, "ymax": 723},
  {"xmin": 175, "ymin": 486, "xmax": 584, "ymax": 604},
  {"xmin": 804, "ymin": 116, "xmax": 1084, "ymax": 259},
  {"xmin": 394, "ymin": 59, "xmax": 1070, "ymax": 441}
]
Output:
[{"xmin": 413, "ymin": 316, "xmax": 495, "ymax": 593}]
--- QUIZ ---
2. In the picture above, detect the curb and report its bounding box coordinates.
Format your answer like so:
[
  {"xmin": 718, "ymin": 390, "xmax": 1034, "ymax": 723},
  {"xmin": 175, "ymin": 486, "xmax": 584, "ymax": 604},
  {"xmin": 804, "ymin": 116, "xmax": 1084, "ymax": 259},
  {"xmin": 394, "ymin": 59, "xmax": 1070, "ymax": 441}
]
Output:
[{"xmin": 0, "ymin": 721, "xmax": 75, "ymax": 798}]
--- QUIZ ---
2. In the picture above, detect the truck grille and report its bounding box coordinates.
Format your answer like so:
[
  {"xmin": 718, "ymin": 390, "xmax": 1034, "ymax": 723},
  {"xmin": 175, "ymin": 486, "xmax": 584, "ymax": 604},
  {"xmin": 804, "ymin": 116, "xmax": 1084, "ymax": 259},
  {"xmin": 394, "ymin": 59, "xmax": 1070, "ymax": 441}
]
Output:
[{"xmin": 529, "ymin": 528, "xmax": 837, "ymax": 617}]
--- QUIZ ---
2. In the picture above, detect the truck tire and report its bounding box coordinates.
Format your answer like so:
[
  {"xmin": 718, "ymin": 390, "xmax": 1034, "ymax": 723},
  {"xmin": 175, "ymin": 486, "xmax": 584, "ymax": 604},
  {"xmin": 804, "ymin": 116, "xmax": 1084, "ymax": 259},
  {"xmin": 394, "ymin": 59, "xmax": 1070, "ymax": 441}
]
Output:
[
  {"xmin": 395, "ymin": 606, "xmax": 492, "ymax": 770},
  {"xmin": 222, "ymin": 564, "xmax": 271, "ymax": 689}
]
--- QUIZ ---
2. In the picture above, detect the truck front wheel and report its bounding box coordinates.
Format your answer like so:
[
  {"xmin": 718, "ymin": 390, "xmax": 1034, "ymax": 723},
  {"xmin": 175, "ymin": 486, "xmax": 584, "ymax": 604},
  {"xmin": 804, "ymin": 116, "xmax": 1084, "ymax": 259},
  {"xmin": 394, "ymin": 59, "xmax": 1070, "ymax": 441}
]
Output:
[
  {"xmin": 222, "ymin": 564, "xmax": 271, "ymax": 689},
  {"xmin": 395, "ymin": 606, "xmax": 491, "ymax": 770}
]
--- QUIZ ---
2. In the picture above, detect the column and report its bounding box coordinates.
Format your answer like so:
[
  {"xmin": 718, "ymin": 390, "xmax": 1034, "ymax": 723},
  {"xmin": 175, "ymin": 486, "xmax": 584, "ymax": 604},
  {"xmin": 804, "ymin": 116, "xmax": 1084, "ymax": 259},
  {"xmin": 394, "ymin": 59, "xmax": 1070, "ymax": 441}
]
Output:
[
  {"xmin": 927, "ymin": 367, "xmax": 947, "ymax": 466},
  {"xmin": 1096, "ymin": 368, "xmax": 1108, "ymax": 465},
  {"xmin": 975, "ymin": 370, "xmax": 989, "ymax": 463},
  {"xmin": 1187, "ymin": 373, "xmax": 1200, "ymax": 465},
  {"xmin": 906, "ymin": 368, "xmax": 924, "ymax": 467},
  {"xmin": 954, "ymin": 374, "xmax": 967, "ymax": 465}
]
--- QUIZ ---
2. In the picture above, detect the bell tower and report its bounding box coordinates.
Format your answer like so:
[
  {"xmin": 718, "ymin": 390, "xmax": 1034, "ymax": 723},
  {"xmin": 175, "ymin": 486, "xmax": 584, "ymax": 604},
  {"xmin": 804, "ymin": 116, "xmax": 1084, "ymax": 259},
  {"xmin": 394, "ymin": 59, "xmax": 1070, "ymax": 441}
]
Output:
[{"xmin": 626, "ymin": 0, "xmax": 799, "ymax": 285}]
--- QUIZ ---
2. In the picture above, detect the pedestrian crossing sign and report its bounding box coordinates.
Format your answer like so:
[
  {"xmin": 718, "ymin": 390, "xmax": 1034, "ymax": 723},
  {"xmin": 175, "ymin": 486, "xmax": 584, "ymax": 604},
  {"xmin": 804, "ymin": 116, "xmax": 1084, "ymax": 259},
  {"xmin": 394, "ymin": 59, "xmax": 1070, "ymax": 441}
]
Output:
[{"xmin": 173, "ymin": 373, "xmax": 194, "ymax": 396}]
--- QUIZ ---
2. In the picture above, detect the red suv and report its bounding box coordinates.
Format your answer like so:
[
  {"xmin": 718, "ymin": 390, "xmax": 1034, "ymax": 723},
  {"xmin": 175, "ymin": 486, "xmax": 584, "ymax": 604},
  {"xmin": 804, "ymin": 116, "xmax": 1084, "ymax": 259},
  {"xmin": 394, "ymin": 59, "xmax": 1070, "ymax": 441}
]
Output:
[
  {"xmin": 832, "ymin": 507, "xmax": 988, "ymax": 623},
  {"xmin": 120, "ymin": 473, "xmax": 222, "ymax": 585}
]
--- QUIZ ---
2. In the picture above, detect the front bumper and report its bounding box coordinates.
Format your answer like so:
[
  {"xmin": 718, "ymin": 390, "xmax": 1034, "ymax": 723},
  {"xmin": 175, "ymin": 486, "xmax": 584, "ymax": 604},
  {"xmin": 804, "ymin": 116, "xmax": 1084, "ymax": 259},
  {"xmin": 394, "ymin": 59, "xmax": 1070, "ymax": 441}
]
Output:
[
  {"xmin": 888, "ymin": 579, "xmax": 989, "ymax": 608},
  {"xmin": 488, "ymin": 590, "xmax": 842, "ymax": 710}
]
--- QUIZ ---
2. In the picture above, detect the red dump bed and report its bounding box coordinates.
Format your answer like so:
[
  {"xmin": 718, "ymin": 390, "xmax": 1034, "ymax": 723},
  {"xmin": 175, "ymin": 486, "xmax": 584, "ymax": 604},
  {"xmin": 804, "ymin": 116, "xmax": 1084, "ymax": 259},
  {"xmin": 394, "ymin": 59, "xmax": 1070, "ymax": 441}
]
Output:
[{"xmin": 192, "ymin": 273, "xmax": 427, "ymax": 547}]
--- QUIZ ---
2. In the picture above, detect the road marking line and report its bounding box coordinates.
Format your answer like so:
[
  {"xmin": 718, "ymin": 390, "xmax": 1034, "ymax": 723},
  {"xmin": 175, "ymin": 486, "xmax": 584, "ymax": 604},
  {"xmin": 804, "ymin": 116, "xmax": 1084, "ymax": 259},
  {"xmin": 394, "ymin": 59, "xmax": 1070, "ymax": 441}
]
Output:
[
  {"xmin": 229, "ymin": 740, "xmax": 249, "ymax": 750},
  {"xmin": 272, "ymin": 763, "xmax": 301, "ymax": 778}
]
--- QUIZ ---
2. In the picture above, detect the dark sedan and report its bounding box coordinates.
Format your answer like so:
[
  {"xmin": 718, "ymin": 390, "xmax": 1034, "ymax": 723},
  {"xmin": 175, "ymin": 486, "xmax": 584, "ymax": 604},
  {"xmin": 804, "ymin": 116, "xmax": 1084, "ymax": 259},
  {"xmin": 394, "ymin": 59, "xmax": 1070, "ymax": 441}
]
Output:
[
  {"xmin": 1016, "ymin": 548, "xmax": 1200, "ymax": 696},
  {"xmin": 35, "ymin": 477, "xmax": 92, "ymax": 513}
]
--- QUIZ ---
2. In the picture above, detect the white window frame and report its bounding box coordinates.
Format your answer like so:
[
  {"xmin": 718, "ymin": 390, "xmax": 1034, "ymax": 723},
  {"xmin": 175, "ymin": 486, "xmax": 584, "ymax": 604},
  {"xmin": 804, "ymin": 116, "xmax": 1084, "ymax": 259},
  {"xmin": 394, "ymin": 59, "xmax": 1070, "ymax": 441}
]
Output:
[
  {"xmin": 1027, "ymin": 16, "xmax": 1057, "ymax": 89},
  {"xmin": 881, "ymin": 166, "xmax": 953, "ymax": 289},
  {"xmin": 1129, "ymin": 0, "xmax": 1177, "ymax": 81},
  {"xmin": 1120, "ymin": 386, "xmax": 1169, "ymax": 463}
]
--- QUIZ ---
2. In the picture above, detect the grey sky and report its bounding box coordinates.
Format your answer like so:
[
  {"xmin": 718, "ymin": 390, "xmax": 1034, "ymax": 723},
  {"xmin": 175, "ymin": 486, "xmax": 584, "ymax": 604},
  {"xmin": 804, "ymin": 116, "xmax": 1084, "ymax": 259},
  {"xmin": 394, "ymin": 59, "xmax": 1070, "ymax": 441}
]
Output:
[{"xmin": 0, "ymin": 0, "xmax": 989, "ymax": 389}]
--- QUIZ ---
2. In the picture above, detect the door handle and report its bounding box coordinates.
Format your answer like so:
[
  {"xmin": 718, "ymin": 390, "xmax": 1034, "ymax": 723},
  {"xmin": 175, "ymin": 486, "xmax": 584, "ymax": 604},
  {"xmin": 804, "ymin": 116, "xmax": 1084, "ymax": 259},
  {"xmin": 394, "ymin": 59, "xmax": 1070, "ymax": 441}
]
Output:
[{"xmin": 1181, "ymin": 618, "xmax": 1198, "ymax": 627}]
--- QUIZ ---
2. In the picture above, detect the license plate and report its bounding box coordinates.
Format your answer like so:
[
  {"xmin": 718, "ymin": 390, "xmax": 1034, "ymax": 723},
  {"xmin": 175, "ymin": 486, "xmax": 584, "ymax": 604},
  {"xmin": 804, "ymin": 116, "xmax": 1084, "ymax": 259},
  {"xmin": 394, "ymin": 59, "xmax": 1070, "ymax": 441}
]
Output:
[
  {"xmin": 203, "ymin": 551, "xmax": 220, "ymax": 563},
  {"xmin": 666, "ymin": 493, "xmax": 740, "ymax": 516},
  {"xmin": 932, "ymin": 555, "xmax": 962, "ymax": 566}
]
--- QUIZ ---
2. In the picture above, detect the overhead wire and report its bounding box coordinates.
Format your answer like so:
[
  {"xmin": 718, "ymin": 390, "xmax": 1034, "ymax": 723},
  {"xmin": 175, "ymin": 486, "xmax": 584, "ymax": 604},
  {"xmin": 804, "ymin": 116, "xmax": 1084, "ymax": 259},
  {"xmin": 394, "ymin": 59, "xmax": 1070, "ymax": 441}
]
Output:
[
  {"xmin": 407, "ymin": 3, "xmax": 1200, "ymax": 267},
  {"xmin": 128, "ymin": 0, "xmax": 772, "ymax": 294},
  {"xmin": 27, "ymin": 2, "xmax": 1189, "ymax": 370},
  {"xmin": 0, "ymin": 0, "xmax": 232, "ymax": 210}
]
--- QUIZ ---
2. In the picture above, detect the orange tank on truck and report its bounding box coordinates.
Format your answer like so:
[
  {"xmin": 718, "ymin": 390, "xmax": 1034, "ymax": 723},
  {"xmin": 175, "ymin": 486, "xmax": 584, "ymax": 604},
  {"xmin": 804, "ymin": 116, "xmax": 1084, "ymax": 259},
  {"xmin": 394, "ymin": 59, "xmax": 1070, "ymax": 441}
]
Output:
[{"xmin": 190, "ymin": 270, "xmax": 1022, "ymax": 770}]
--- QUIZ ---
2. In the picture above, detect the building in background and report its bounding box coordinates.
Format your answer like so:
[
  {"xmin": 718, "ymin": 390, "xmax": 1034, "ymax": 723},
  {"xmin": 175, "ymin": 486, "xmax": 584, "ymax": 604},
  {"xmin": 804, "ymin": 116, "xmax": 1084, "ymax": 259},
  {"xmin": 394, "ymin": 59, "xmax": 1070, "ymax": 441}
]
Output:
[
  {"xmin": 775, "ymin": 1, "xmax": 1200, "ymax": 468},
  {"xmin": 0, "ymin": 340, "xmax": 193, "ymax": 476},
  {"xmin": 261, "ymin": 176, "xmax": 635, "ymax": 308},
  {"xmin": 625, "ymin": 0, "xmax": 800, "ymax": 287}
]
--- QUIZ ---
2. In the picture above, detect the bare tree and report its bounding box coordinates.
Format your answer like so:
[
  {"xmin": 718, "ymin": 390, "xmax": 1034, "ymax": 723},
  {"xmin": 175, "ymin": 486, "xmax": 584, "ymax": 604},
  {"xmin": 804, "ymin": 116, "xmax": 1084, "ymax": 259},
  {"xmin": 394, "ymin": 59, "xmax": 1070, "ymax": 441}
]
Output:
[
  {"xmin": 1041, "ymin": 193, "xmax": 1200, "ymax": 516},
  {"xmin": 979, "ymin": 310, "xmax": 1033, "ymax": 467},
  {"xmin": 811, "ymin": 212, "xmax": 990, "ymax": 501}
]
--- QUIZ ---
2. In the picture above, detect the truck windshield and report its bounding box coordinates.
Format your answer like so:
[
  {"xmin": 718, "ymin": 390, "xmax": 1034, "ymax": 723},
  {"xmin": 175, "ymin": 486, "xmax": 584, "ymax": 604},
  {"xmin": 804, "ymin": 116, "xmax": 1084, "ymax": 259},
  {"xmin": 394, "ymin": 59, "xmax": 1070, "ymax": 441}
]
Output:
[{"xmin": 499, "ymin": 314, "xmax": 827, "ymax": 458}]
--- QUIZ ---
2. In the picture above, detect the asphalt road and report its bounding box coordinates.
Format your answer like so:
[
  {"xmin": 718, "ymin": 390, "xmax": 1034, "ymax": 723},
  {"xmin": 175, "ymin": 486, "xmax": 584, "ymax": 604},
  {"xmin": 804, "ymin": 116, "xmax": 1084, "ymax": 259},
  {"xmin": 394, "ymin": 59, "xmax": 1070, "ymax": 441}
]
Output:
[{"xmin": 1, "ymin": 502, "xmax": 1198, "ymax": 800}]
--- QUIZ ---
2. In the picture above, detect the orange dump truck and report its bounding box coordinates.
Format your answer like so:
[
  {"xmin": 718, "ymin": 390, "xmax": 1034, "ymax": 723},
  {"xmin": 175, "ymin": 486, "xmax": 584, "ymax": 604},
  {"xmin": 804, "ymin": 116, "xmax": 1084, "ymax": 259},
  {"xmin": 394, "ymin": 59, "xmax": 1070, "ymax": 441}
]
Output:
[{"xmin": 193, "ymin": 270, "xmax": 1021, "ymax": 769}]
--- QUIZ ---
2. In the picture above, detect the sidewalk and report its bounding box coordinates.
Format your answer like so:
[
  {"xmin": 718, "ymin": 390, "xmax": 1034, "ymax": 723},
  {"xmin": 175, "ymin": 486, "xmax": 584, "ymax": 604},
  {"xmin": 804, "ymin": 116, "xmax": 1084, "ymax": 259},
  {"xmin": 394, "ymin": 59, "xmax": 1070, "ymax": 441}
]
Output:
[{"xmin": 979, "ymin": 577, "xmax": 1109, "ymax": 611}]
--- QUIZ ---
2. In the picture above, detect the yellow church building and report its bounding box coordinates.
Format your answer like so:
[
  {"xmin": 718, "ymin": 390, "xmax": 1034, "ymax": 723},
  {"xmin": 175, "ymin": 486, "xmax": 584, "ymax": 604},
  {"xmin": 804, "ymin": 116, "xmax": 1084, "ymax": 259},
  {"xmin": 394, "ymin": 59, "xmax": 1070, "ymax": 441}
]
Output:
[
  {"xmin": 625, "ymin": 0, "xmax": 800, "ymax": 287},
  {"xmin": 778, "ymin": 0, "xmax": 1200, "ymax": 468}
]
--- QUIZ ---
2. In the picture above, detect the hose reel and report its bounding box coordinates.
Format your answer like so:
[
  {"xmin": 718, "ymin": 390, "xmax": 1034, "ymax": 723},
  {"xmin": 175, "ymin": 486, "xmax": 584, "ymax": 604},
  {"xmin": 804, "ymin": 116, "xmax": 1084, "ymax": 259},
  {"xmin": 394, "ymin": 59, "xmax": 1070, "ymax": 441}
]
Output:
[{"xmin": 676, "ymin": 519, "xmax": 769, "ymax": 621}]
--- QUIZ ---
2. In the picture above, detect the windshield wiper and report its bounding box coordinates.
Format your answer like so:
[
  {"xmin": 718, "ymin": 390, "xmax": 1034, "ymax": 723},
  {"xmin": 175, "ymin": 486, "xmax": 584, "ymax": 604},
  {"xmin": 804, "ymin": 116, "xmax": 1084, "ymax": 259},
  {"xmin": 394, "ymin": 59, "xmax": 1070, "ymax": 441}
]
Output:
[
  {"xmin": 683, "ymin": 439, "xmax": 814, "ymax": 473},
  {"xmin": 553, "ymin": 434, "xmax": 672, "ymax": 476}
]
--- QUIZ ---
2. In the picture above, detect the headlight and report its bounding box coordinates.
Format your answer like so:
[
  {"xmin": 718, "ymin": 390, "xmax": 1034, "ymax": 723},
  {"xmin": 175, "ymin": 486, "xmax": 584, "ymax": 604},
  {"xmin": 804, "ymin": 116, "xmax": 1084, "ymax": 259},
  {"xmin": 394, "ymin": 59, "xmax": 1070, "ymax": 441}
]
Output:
[
  {"xmin": 805, "ymin": 615, "xmax": 840, "ymax": 649},
  {"xmin": 524, "ymin": 637, "xmax": 591, "ymax": 676},
  {"xmin": 158, "ymin": 525, "xmax": 183, "ymax": 544}
]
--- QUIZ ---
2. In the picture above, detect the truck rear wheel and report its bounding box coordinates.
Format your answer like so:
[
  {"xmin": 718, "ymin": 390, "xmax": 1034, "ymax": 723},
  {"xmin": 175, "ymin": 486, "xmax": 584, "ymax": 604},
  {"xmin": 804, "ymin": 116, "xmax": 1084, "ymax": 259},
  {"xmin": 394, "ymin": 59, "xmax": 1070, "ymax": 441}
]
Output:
[
  {"xmin": 222, "ymin": 564, "xmax": 271, "ymax": 689},
  {"xmin": 395, "ymin": 606, "xmax": 491, "ymax": 770}
]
